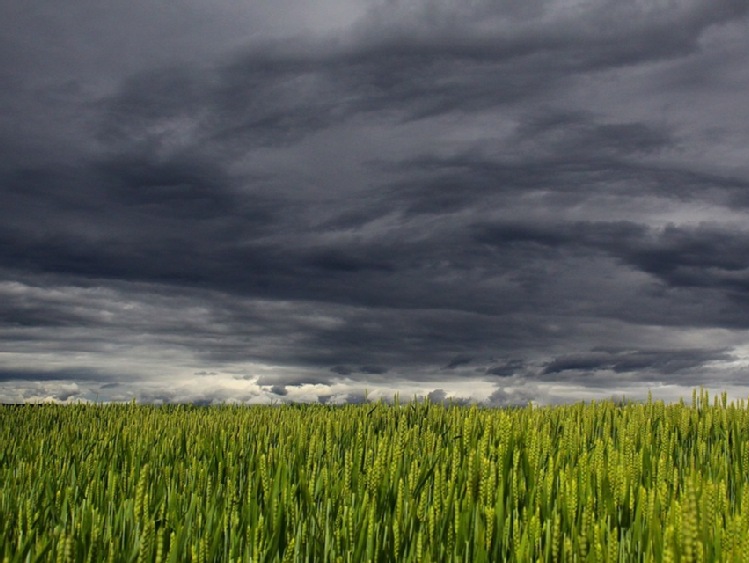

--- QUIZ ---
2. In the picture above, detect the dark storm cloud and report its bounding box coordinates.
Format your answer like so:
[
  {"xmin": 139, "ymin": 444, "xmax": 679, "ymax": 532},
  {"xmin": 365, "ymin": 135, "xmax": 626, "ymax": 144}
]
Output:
[
  {"xmin": 95, "ymin": 154, "xmax": 237, "ymax": 219},
  {"xmin": 427, "ymin": 388, "xmax": 448, "ymax": 403},
  {"xmin": 307, "ymin": 251, "xmax": 394, "ymax": 274},
  {"xmin": 542, "ymin": 348, "xmax": 733, "ymax": 376},
  {"xmin": 269, "ymin": 385, "xmax": 288, "ymax": 396},
  {"xmin": 387, "ymin": 152, "xmax": 749, "ymax": 225},
  {"xmin": 486, "ymin": 387, "xmax": 536, "ymax": 407},
  {"xmin": 615, "ymin": 226, "xmax": 749, "ymax": 293},
  {"xmin": 87, "ymin": 0, "xmax": 747, "ymax": 157},
  {"xmin": 1, "ymin": 13, "xmax": 743, "ymax": 304},
  {"xmin": 514, "ymin": 112, "xmax": 675, "ymax": 156},
  {"xmin": 1, "ymin": 1, "xmax": 749, "ymax": 403},
  {"xmin": 295, "ymin": 310, "xmax": 536, "ymax": 374},
  {"xmin": 425, "ymin": 389, "xmax": 472, "ymax": 405},
  {"xmin": 96, "ymin": 61, "xmax": 340, "ymax": 151},
  {"xmin": 328, "ymin": 365, "xmax": 386, "ymax": 376},
  {"xmin": 374, "ymin": 115, "xmax": 701, "ymax": 221},
  {"xmin": 475, "ymin": 220, "xmax": 749, "ymax": 303},
  {"xmin": 446, "ymin": 355, "xmax": 472, "ymax": 369},
  {"xmin": 360, "ymin": 365, "xmax": 388, "ymax": 375},
  {"xmin": 0, "ymin": 368, "xmax": 112, "ymax": 383},
  {"xmin": 344, "ymin": 0, "xmax": 747, "ymax": 121},
  {"xmin": 486, "ymin": 360, "xmax": 525, "ymax": 377}
]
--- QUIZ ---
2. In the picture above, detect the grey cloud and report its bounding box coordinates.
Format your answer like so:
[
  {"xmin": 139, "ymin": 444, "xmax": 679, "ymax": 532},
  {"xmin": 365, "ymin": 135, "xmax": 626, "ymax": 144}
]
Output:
[
  {"xmin": 513, "ymin": 111, "xmax": 676, "ymax": 158},
  {"xmin": 543, "ymin": 348, "xmax": 733, "ymax": 376},
  {"xmin": 486, "ymin": 386, "xmax": 536, "ymax": 407},
  {"xmin": 342, "ymin": 390, "xmax": 370, "ymax": 404},
  {"xmin": 445, "ymin": 395, "xmax": 472, "ymax": 406},
  {"xmin": 136, "ymin": 386, "xmax": 260, "ymax": 405},
  {"xmin": 474, "ymin": 220, "xmax": 749, "ymax": 305},
  {"xmin": 486, "ymin": 360, "xmax": 525, "ymax": 377},
  {"xmin": 446, "ymin": 355, "xmax": 472, "ymax": 369},
  {"xmin": 357, "ymin": 0, "xmax": 749, "ymax": 80},
  {"xmin": 329, "ymin": 365, "xmax": 387, "ymax": 376},
  {"xmin": 89, "ymin": 0, "xmax": 739, "ymax": 161},
  {"xmin": 255, "ymin": 373, "xmax": 334, "ymax": 387},
  {"xmin": 360, "ymin": 365, "xmax": 388, "ymax": 375},
  {"xmin": 0, "ymin": 380, "xmax": 88, "ymax": 404},
  {"xmin": 0, "ymin": 368, "xmax": 113, "ymax": 383},
  {"xmin": 270, "ymin": 385, "xmax": 288, "ymax": 396},
  {"xmin": 1, "ymin": 2, "xmax": 748, "ymax": 403},
  {"xmin": 427, "ymin": 388, "xmax": 447, "ymax": 403},
  {"xmin": 307, "ymin": 251, "xmax": 394, "ymax": 274},
  {"xmin": 614, "ymin": 225, "xmax": 749, "ymax": 293},
  {"xmin": 94, "ymin": 153, "xmax": 238, "ymax": 220},
  {"xmin": 425, "ymin": 389, "xmax": 472, "ymax": 405},
  {"xmin": 3, "ymin": 15, "xmax": 744, "ymax": 319}
]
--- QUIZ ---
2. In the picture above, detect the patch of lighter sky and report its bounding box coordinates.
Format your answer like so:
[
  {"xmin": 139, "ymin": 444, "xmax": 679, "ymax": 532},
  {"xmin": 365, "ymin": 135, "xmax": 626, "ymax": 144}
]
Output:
[
  {"xmin": 562, "ymin": 198, "xmax": 747, "ymax": 230},
  {"xmin": 0, "ymin": 380, "xmax": 83, "ymax": 403},
  {"xmin": 643, "ymin": 203, "xmax": 749, "ymax": 229},
  {"xmin": 202, "ymin": 364, "xmax": 328, "ymax": 391},
  {"xmin": 92, "ymin": 370, "xmax": 267, "ymax": 404},
  {"xmin": 0, "ymin": 345, "xmax": 193, "ymax": 381},
  {"xmin": 474, "ymin": 190, "xmax": 747, "ymax": 231},
  {"xmin": 307, "ymin": 378, "xmax": 503, "ymax": 405},
  {"xmin": 713, "ymin": 343, "xmax": 749, "ymax": 371},
  {"xmin": 661, "ymin": 327, "xmax": 749, "ymax": 352}
]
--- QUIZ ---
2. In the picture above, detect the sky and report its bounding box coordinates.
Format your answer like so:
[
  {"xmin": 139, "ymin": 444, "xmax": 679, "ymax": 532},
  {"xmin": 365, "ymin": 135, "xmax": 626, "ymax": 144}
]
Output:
[{"xmin": 2, "ymin": 0, "xmax": 749, "ymax": 405}]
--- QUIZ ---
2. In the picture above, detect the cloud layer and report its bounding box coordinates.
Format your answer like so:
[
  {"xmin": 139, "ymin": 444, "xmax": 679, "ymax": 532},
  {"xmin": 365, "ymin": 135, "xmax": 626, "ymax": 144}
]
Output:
[{"xmin": 2, "ymin": 1, "xmax": 749, "ymax": 404}]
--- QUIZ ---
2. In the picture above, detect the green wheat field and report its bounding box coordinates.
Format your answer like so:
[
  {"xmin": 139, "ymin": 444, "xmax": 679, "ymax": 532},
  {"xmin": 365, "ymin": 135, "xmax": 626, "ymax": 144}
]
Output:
[{"xmin": 3, "ymin": 390, "xmax": 749, "ymax": 562}]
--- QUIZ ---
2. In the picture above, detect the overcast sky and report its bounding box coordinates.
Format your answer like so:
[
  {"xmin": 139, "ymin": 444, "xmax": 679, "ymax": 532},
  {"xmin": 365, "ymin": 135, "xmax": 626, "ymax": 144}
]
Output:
[{"xmin": 2, "ymin": 0, "xmax": 749, "ymax": 405}]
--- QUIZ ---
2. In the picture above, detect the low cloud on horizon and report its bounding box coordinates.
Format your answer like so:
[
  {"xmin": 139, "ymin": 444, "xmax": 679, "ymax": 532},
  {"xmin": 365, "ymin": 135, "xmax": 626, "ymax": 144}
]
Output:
[{"xmin": 2, "ymin": 0, "xmax": 749, "ymax": 405}]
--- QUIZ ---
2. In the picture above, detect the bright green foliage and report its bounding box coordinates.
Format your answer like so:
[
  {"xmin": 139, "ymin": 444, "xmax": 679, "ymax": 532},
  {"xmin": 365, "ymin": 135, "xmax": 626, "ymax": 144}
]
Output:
[{"xmin": 2, "ymin": 389, "xmax": 749, "ymax": 561}]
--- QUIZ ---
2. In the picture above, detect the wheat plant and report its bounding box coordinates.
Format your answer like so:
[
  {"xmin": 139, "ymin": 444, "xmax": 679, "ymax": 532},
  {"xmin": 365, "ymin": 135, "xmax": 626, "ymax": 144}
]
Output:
[{"xmin": 2, "ymin": 389, "xmax": 749, "ymax": 561}]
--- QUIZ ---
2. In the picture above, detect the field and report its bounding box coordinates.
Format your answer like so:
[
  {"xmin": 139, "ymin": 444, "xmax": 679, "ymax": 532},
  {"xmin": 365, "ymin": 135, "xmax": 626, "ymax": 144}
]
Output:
[{"xmin": 3, "ymin": 391, "xmax": 749, "ymax": 562}]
